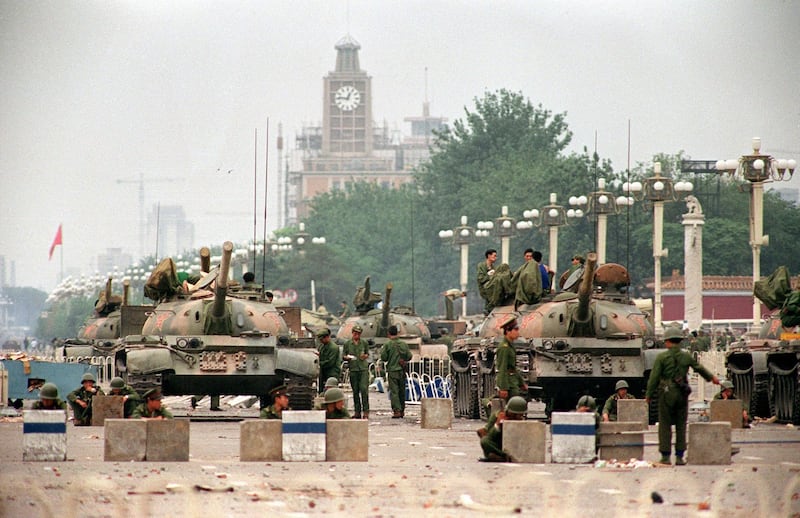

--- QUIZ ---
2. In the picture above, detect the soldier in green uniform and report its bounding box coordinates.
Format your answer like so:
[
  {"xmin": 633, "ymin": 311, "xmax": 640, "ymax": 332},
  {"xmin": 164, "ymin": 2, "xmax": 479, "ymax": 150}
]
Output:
[
  {"xmin": 323, "ymin": 388, "xmax": 351, "ymax": 419},
  {"xmin": 131, "ymin": 388, "xmax": 174, "ymax": 419},
  {"xmin": 601, "ymin": 380, "xmax": 636, "ymax": 422},
  {"xmin": 316, "ymin": 328, "xmax": 341, "ymax": 394},
  {"xmin": 108, "ymin": 376, "xmax": 141, "ymax": 418},
  {"xmin": 476, "ymin": 249, "xmax": 498, "ymax": 315},
  {"xmin": 714, "ymin": 380, "xmax": 749, "ymax": 425},
  {"xmin": 576, "ymin": 394, "xmax": 601, "ymax": 451},
  {"xmin": 260, "ymin": 385, "xmax": 290, "ymax": 419},
  {"xmin": 343, "ymin": 324, "xmax": 370, "ymax": 419},
  {"xmin": 33, "ymin": 383, "xmax": 67, "ymax": 410},
  {"xmin": 646, "ymin": 326, "xmax": 719, "ymax": 465},
  {"xmin": 314, "ymin": 377, "xmax": 341, "ymax": 410},
  {"xmin": 67, "ymin": 373, "xmax": 105, "ymax": 425},
  {"xmin": 495, "ymin": 315, "xmax": 526, "ymax": 403},
  {"xmin": 379, "ymin": 325, "xmax": 412, "ymax": 418},
  {"xmin": 479, "ymin": 396, "xmax": 527, "ymax": 462}
]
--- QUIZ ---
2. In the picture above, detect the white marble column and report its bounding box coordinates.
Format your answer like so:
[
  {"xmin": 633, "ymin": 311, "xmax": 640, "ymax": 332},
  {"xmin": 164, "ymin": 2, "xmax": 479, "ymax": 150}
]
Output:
[{"xmin": 682, "ymin": 196, "xmax": 705, "ymax": 331}]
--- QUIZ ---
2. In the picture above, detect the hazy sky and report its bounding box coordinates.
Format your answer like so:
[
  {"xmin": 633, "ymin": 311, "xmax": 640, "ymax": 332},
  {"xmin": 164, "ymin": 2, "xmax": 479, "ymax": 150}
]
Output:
[{"xmin": 2, "ymin": 0, "xmax": 798, "ymax": 292}]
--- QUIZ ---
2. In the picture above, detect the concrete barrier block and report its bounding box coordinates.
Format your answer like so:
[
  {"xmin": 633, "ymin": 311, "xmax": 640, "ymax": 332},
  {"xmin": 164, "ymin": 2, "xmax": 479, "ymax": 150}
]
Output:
[
  {"xmin": 91, "ymin": 395, "xmax": 125, "ymax": 426},
  {"xmin": 421, "ymin": 398, "xmax": 452, "ymax": 429},
  {"xmin": 503, "ymin": 421, "xmax": 546, "ymax": 463},
  {"xmin": 326, "ymin": 419, "xmax": 368, "ymax": 461},
  {"xmin": 240, "ymin": 420, "xmax": 283, "ymax": 461},
  {"xmin": 551, "ymin": 412, "xmax": 596, "ymax": 463},
  {"xmin": 688, "ymin": 422, "xmax": 731, "ymax": 465},
  {"xmin": 23, "ymin": 410, "xmax": 67, "ymax": 461},
  {"xmin": 709, "ymin": 399, "xmax": 743, "ymax": 429},
  {"xmin": 146, "ymin": 419, "xmax": 190, "ymax": 461},
  {"xmin": 616, "ymin": 399, "xmax": 649, "ymax": 429},
  {"xmin": 104, "ymin": 419, "xmax": 147, "ymax": 461},
  {"xmin": 282, "ymin": 411, "xmax": 326, "ymax": 461},
  {"xmin": 598, "ymin": 421, "xmax": 644, "ymax": 461}
]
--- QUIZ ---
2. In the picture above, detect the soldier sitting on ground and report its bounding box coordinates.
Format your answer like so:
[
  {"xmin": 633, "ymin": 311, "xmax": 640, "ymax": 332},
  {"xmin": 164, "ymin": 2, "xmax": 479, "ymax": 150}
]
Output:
[
  {"xmin": 33, "ymin": 383, "xmax": 67, "ymax": 410},
  {"xmin": 67, "ymin": 373, "xmax": 104, "ymax": 426},
  {"xmin": 478, "ymin": 396, "xmax": 527, "ymax": 462},
  {"xmin": 602, "ymin": 380, "xmax": 636, "ymax": 422},
  {"xmin": 323, "ymin": 388, "xmax": 351, "ymax": 419},
  {"xmin": 108, "ymin": 376, "xmax": 141, "ymax": 418},
  {"xmin": 714, "ymin": 380, "xmax": 750, "ymax": 426},
  {"xmin": 576, "ymin": 395, "xmax": 601, "ymax": 453},
  {"xmin": 260, "ymin": 385, "xmax": 291, "ymax": 419},
  {"xmin": 131, "ymin": 388, "xmax": 173, "ymax": 419}
]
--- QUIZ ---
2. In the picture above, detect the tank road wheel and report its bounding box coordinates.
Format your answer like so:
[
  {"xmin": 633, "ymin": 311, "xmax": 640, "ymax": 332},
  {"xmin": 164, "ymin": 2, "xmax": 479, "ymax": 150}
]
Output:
[
  {"xmin": 477, "ymin": 366, "xmax": 496, "ymax": 421},
  {"xmin": 284, "ymin": 373, "xmax": 315, "ymax": 410}
]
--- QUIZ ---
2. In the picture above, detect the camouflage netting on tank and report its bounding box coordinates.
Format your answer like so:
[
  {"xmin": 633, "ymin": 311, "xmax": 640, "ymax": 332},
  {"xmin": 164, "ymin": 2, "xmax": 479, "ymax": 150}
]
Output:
[
  {"xmin": 144, "ymin": 258, "xmax": 181, "ymax": 302},
  {"xmin": 754, "ymin": 266, "xmax": 793, "ymax": 310},
  {"xmin": 514, "ymin": 261, "xmax": 542, "ymax": 306},
  {"xmin": 483, "ymin": 263, "xmax": 517, "ymax": 307}
]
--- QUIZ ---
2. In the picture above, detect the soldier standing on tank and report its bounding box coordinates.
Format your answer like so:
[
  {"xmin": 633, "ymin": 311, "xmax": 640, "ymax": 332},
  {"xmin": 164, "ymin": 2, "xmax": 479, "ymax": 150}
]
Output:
[
  {"xmin": 33, "ymin": 383, "xmax": 67, "ymax": 410},
  {"xmin": 495, "ymin": 316, "xmax": 526, "ymax": 403},
  {"xmin": 646, "ymin": 326, "xmax": 719, "ymax": 465},
  {"xmin": 260, "ymin": 385, "xmax": 291, "ymax": 419},
  {"xmin": 338, "ymin": 300, "xmax": 351, "ymax": 319},
  {"xmin": 478, "ymin": 395, "xmax": 526, "ymax": 462},
  {"xmin": 131, "ymin": 388, "xmax": 173, "ymax": 419},
  {"xmin": 323, "ymin": 388, "xmax": 351, "ymax": 419},
  {"xmin": 67, "ymin": 373, "xmax": 104, "ymax": 426},
  {"xmin": 108, "ymin": 376, "xmax": 141, "ymax": 418},
  {"xmin": 477, "ymin": 249, "xmax": 498, "ymax": 315},
  {"xmin": 380, "ymin": 325, "xmax": 412, "ymax": 418},
  {"xmin": 316, "ymin": 328, "xmax": 341, "ymax": 394},
  {"xmin": 602, "ymin": 380, "xmax": 636, "ymax": 422},
  {"xmin": 343, "ymin": 324, "xmax": 370, "ymax": 419}
]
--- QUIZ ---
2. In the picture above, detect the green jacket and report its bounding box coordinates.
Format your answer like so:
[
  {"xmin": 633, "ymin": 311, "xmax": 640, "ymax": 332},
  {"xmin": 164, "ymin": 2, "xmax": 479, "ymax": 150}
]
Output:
[
  {"xmin": 326, "ymin": 407, "xmax": 351, "ymax": 419},
  {"xmin": 476, "ymin": 261, "xmax": 493, "ymax": 299},
  {"xmin": 110, "ymin": 385, "xmax": 141, "ymax": 400},
  {"xmin": 645, "ymin": 345, "xmax": 714, "ymax": 399},
  {"xmin": 495, "ymin": 337, "xmax": 523, "ymax": 392},
  {"xmin": 318, "ymin": 339, "xmax": 341, "ymax": 378},
  {"xmin": 259, "ymin": 404, "xmax": 284, "ymax": 419},
  {"xmin": 67, "ymin": 385, "xmax": 105, "ymax": 405},
  {"xmin": 131, "ymin": 403, "xmax": 173, "ymax": 419},
  {"xmin": 343, "ymin": 338, "xmax": 370, "ymax": 372},
  {"xmin": 380, "ymin": 338, "xmax": 412, "ymax": 372},
  {"xmin": 514, "ymin": 260, "xmax": 542, "ymax": 305}
]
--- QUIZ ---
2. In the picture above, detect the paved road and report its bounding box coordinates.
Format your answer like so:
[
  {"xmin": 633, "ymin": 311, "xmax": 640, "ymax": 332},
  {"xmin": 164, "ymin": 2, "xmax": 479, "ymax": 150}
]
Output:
[{"xmin": 1, "ymin": 392, "xmax": 799, "ymax": 517}]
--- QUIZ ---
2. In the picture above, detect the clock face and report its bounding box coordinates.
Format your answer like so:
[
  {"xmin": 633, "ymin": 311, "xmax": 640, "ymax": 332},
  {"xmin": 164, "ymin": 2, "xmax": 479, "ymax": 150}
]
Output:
[{"xmin": 334, "ymin": 85, "xmax": 361, "ymax": 111}]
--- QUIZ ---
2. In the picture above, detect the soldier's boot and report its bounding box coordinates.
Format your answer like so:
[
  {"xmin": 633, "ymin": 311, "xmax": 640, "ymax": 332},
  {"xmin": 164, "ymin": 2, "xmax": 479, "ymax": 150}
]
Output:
[
  {"xmin": 392, "ymin": 411, "xmax": 402, "ymax": 419},
  {"xmin": 657, "ymin": 452, "xmax": 671, "ymax": 465},
  {"xmin": 674, "ymin": 450, "xmax": 686, "ymax": 465},
  {"xmin": 362, "ymin": 411, "xmax": 369, "ymax": 419},
  {"xmin": 353, "ymin": 412, "xmax": 362, "ymax": 419}
]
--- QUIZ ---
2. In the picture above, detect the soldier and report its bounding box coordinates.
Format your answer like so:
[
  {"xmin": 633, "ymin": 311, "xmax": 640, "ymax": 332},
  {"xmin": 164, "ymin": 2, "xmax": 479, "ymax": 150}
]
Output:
[
  {"xmin": 379, "ymin": 325, "xmax": 412, "ymax": 418},
  {"xmin": 242, "ymin": 271, "xmax": 258, "ymax": 289},
  {"xmin": 478, "ymin": 395, "xmax": 526, "ymax": 462},
  {"xmin": 532, "ymin": 250, "xmax": 553, "ymax": 295},
  {"xmin": 32, "ymin": 382, "xmax": 67, "ymax": 410},
  {"xmin": 343, "ymin": 324, "xmax": 370, "ymax": 419},
  {"xmin": 338, "ymin": 300, "xmax": 351, "ymax": 319},
  {"xmin": 476, "ymin": 249, "xmax": 498, "ymax": 314},
  {"xmin": 260, "ymin": 385, "xmax": 290, "ymax": 419},
  {"xmin": 316, "ymin": 328, "xmax": 341, "ymax": 394},
  {"xmin": 131, "ymin": 388, "xmax": 173, "ymax": 419},
  {"xmin": 714, "ymin": 380, "xmax": 749, "ymax": 426},
  {"xmin": 314, "ymin": 377, "xmax": 341, "ymax": 410},
  {"xmin": 576, "ymin": 394, "xmax": 601, "ymax": 452},
  {"xmin": 67, "ymin": 373, "xmax": 104, "ymax": 426},
  {"xmin": 602, "ymin": 380, "xmax": 636, "ymax": 422},
  {"xmin": 323, "ymin": 388, "xmax": 351, "ymax": 419},
  {"xmin": 514, "ymin": 250, "xmax": 542, "ymax": 306},
  {"xmin": 108, "ymin": 376, "xmax": 141, "ymax": 418},
  {"xmin": 495, "ymin": 315, "xmax": 526, "ymax": 403},
  {"xmin": 646, "ymin": 326, "xmax": 719, "ymax": 465}
]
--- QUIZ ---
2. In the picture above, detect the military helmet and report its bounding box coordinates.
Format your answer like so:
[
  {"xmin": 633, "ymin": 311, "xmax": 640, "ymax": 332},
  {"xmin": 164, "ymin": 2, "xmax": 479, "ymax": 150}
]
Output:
[
  {"xmin": 316, "ymin": 327, "xmax": 331, "ymax": 338},
  {"xmin": 110, "ymin": 377, "xmax": 125, "ymax": 389},
  {"xmin": 576, "ymin": 395, "xmax": 597, "ymax": 411},
  {"xmin": 81, "ymin": 372, "xmax": 96, "ymax": 383},
  {"xmin": 721, "ymin": 380, "xmax": 734, "ymax": 390},
  {"xmin": 352, "ymin": 324, "xmax": 363, "ymax": 333},
  {"xmin": 324, "ymin": 387, "xmax": 345, "ymax": 404},
  {"xmin": 143, "ymin": 388, "xmax": 163, "ymax": 400},
  {"xmin": 663, "ymin": 326, "xmax": 684, "ymax": 342},
  {"xmin": 40, "ymin": 383, "xmax": 59, "ymax": 400},
  {"xmin": 505, "ymin": 396, "xmax": 527, "ymax": 414},
  {"xmin": 325, "ymin": 377, "xmax": 339, "ymax": 389},
  {"xmin": 615, "ymin": 380, "xmax": 629, "ymax": 391}
]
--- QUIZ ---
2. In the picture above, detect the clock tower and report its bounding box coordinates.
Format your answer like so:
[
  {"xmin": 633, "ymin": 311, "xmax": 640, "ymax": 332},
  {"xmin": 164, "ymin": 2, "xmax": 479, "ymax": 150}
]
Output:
[{"xmin": 322, "ymin": 34, "xmax": 372, "ymax": 155}]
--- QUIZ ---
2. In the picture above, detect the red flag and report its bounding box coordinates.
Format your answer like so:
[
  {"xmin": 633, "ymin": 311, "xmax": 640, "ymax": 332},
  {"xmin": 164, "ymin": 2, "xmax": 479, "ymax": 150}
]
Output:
[{"xmin": 49, "ymin": 224, "xmax": 62, "ymax": 260}]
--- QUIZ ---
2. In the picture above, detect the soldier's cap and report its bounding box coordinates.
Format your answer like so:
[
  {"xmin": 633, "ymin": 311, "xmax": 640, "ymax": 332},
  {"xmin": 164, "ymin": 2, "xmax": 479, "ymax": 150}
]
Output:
[
  {"xmin": 387, "ymin": 324, "xmax": 399, "ymax": 336},
  {"xmin": 270, "ymin": 384, "xmax": 289, "ymax": 397},
  {"xmin": 499, "ymin": 314, "xmax": 519, "ymax": 332},
  {"xmin": 352, "ymin": 324, "xmax": 363, "ymax": 333},
  {"xmin": 143, "ymin": 388, "xmax": 163, "ymax": 400},
  {"xmin": 316, "ymin": 327, "xmax": 331, "ymax": 338}
]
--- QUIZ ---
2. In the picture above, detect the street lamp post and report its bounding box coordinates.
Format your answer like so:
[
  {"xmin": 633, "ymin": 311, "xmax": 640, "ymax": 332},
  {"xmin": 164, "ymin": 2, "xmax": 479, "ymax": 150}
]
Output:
[
  {"xmin": 624, "ymin": 162, "xmax": 694, "ymax": 331},
  {"xmin": 517, "ymin": 193, "xmax": 568, "ymax": 274},
  {"xmin": 569, "ymin": 178, "xmax": 627, "ymax": 265},
  {"xmin": 438, "ymin": 216, "xmax": 475, "ymax": 318},
  {"xmin": 715, "ymin": 138, "xmax": 796, "ymax": 332},
  {"xmin": 477, "ymin": 206, "xmax": 516, "ymax": 264}
]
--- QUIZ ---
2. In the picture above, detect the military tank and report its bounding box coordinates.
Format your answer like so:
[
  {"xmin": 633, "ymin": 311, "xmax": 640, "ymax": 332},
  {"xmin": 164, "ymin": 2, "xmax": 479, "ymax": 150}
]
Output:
[
  {"xmin": 450, "ymin": 252, "xmax": 658, "ymax": 419},
  {"xmin": 725, "ymin": 267, "xmax": 800, "ymax": 423},
  {"xmin": 114, "ymin": 241, "xmax": 319, "ymax": 409}
]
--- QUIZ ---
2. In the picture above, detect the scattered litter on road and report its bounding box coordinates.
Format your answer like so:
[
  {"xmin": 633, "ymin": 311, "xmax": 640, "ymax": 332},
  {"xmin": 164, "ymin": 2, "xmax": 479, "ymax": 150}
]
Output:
[
  {"xmin": 193, "ymin": 484, "xmax": 234, "ymax": 492},
  {"xmin": 457, "ymin": 494, "xmax": 521, "ymax": 513}
]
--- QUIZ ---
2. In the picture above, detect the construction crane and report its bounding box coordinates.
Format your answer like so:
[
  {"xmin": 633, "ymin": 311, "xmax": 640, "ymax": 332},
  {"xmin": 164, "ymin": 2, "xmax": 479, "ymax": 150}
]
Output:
[{"xmin": 116, "ymin": 173, "xmax": 181, "ymax": 259}]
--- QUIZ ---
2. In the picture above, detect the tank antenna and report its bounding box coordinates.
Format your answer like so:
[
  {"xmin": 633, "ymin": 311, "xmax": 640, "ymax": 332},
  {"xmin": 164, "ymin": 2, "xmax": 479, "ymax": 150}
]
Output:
[
  {"xmin": 252, "ymin": 128, "xmax": 258, "ymax": 273},
  {"xmin": 262, "ymin": 118, "xmax": 270, "ymax": 291}
]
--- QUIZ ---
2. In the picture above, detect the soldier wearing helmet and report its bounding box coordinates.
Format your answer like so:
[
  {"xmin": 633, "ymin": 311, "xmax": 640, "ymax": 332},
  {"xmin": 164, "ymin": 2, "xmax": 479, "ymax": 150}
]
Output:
[
  {"xmin": 316, "ymin": 327, "xmax": 340, "ymax": 394},
  {"xmin": 478, "ymin": 396, "xmax": 527, "ymax": 462},
  {"xmin": 342, "ymin": 323, "xmax": 370, "ymax": 419},
  {"xmin": 713, "ymin": 380, "xmax": 749, "ymax": 426},
  {"xmin": 67, "ymin": 372, "xmax": 105, "ymax": 426},
  {"xmin": 108, "ymin": 376, "xmax": 141, "ymax": 418},
  {"xmin": 602, "ymin": 380, "xmax": 636, "ymax": 422},
  {"xmin": 323, "ymin": 388, "xmax": 350, "ymax": 419},
  {"xmin": 646, "ymin": 325, "xmax": 720, "ymax": 465},
  {"xmin": 33, "ymin": 383, "xmax": 67, "ymax": 410},
  {"xmin": 260, "ymin": 385, "xmax": 291, "ymax": 419}
]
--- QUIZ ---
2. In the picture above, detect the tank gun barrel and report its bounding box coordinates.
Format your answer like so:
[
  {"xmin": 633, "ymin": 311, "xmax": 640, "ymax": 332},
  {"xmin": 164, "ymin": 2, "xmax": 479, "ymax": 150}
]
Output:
[
  {"xmin": 211, "ymin": 242, "xmax": 233, "ymax": 318},
  {"xmin": 105, "ymin": 277, "xmax": 112, "ymax": 303},
  {"xmin": 123, "ymin": 280, "xmax": 130, "ymax": 306},
  {"xmin": 575, "ymin": 252, "xmax": 598, "ymax": 324},
  {"xmin": 380, "ymin": 282, "xmax": 393, "ymax": 337},
  {"xmin": 200, "ymin": 247, "xmax": 211, "ymax": 273}
]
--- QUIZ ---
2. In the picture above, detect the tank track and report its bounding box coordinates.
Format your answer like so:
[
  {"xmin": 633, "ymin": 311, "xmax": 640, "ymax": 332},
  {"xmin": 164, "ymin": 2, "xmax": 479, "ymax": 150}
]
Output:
[
  {"xmin": 285, "ymin": 373, "xmax": 316, "ymax": 411},
  {"xmin": 768, "ymin": 360, "xmax": 800, "ymax": 424}
]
